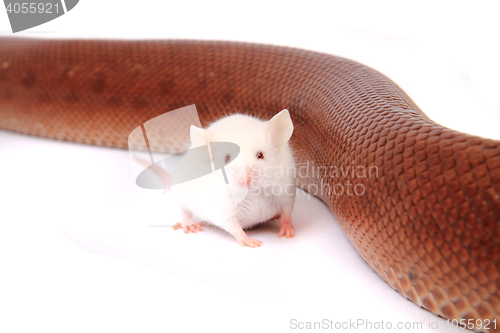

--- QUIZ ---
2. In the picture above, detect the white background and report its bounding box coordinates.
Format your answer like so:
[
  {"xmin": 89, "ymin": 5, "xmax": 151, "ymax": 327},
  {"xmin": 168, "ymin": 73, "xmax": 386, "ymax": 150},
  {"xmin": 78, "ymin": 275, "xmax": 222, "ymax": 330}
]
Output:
[{"xmin": 0, "ymin": 1, "xmax": 499, "ymax": 332}]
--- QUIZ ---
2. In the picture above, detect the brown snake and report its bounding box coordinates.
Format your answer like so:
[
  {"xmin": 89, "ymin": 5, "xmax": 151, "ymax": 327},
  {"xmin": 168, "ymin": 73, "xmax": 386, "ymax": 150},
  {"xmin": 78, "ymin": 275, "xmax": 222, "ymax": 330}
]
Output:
[{"xmin": 1, "ymin": 38, "xmax": 499, "ymax": 332}]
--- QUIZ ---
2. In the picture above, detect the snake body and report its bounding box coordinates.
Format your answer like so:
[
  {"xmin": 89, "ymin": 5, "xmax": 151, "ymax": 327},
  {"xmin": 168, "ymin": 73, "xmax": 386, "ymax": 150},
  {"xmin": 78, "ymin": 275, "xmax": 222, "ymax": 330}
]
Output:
[{"xmin": 1, "ymin": 38, "xmax": 499, "ymax": 331}]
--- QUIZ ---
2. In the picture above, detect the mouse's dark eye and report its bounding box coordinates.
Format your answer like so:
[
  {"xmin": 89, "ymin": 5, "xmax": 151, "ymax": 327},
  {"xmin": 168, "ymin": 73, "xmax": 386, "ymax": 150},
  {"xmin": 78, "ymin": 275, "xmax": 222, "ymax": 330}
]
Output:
[
  {"xmin": 225, "ymin": 154, "xmax": 231, "ymax": 163},
  {"xmin": 256, "ymin": 151, "xmax": 264, "ymax": 159}
]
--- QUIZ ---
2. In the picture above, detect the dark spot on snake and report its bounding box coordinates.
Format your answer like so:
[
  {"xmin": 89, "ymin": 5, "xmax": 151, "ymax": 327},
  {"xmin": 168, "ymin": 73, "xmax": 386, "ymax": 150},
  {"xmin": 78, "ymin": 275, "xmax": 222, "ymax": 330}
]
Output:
[
  {"xmin": 92, "ymin": 72, "xmax": 106, "ymax": 93},
  {"xmin": 63, "ymin": 91, "xmax": 79, "ymax": 103},
  {"xmin": 106, "ymin": 96, "xmax": 124, "ymax": 108},
  {"xmin": 132, "ymin": 97, "xmax": 148, "ymax": 109},
  {"xmin": 222, "ymin": 87, "xmax": 235, "ymax": 102},
  {"xmin": 197, "ymin": 76, "xmax": 209, "ymax": 90},
  {"xmin": 408, "ymin": 270, "xmax": 417, "ymax": 285},
  {"xmin": 37, "ymin": 91, "xmax": 53, "ymax": 104},
  {"xmin": 131, "ymin": 64, "xmax": 144, "ymax": 79},
  {"xmin": 159, "ymin": 78, "xmax": 177, "ymax": 95},
  {"xmin": 291, "ymin": 94, "xmax": 305, "ymax": 113},
  {"xmin": 21, "ymin": 70, "xmax": 36, "ymax": 87}
]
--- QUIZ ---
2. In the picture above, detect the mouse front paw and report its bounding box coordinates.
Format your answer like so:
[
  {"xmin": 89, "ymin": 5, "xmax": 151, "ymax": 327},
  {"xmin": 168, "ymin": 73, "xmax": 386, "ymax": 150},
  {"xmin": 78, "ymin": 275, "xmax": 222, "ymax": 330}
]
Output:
[{"xmin": 173, "ymin": 221, "xmax": 205, "ymax": 233}]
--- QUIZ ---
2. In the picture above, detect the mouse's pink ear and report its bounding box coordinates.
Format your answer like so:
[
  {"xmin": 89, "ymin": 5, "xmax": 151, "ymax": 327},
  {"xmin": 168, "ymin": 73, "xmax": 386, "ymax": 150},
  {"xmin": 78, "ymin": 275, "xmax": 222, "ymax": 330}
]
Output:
[
  {"xmin": 266, "ymin": 109, "xmax": 294, "ymax": 147},
  {"xmin": 190, "ymin": 125, "xmax": 214, "ymax": 147}
]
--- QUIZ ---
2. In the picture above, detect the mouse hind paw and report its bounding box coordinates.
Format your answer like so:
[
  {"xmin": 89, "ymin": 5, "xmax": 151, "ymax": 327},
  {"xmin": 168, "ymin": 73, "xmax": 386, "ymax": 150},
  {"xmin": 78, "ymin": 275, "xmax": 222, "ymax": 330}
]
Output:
[
  {"xmin": 237, "ymin": 237, "xmax": 262, "ymax": 248},
  {"xmin": 278, "ymin": 215, "xmax": 294, "ymax": 238}
]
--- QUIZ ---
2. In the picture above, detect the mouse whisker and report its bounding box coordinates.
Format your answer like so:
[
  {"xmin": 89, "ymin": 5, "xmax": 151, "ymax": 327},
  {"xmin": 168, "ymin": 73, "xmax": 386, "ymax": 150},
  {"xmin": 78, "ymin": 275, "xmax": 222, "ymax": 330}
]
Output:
[{"xmin": 291, "ymin": 118, "xmax": 308, "ymax": 130}]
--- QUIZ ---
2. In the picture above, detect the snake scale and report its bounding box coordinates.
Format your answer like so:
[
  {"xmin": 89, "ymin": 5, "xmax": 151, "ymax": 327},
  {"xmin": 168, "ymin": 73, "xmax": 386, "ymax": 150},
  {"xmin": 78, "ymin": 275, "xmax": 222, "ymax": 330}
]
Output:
[{"xmin": 0, "ymin": 38, "xmax": 499, "ymax": 332}]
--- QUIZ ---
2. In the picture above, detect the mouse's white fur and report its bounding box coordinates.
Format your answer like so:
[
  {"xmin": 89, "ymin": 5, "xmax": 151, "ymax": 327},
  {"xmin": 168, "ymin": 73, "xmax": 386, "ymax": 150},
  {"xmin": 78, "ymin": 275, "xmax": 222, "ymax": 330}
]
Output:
[{"xmin": 170, "ymin": 109, "xmax": 296, "ymax": 247}]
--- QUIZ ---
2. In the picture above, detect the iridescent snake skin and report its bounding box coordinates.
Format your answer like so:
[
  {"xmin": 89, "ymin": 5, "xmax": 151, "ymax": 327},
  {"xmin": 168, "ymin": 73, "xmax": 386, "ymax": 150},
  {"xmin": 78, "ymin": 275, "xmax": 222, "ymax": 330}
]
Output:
[{"xmin": 1, "ymin": 38, "xmax": 499, "ymax": 332}]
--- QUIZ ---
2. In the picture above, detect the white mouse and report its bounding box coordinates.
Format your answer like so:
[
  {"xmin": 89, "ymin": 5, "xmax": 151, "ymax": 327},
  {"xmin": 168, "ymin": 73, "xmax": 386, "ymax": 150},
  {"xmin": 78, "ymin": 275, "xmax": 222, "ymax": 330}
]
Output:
[{"xmin": 170, "ymin": 109, "xmax": 296, "ymax": 247}]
